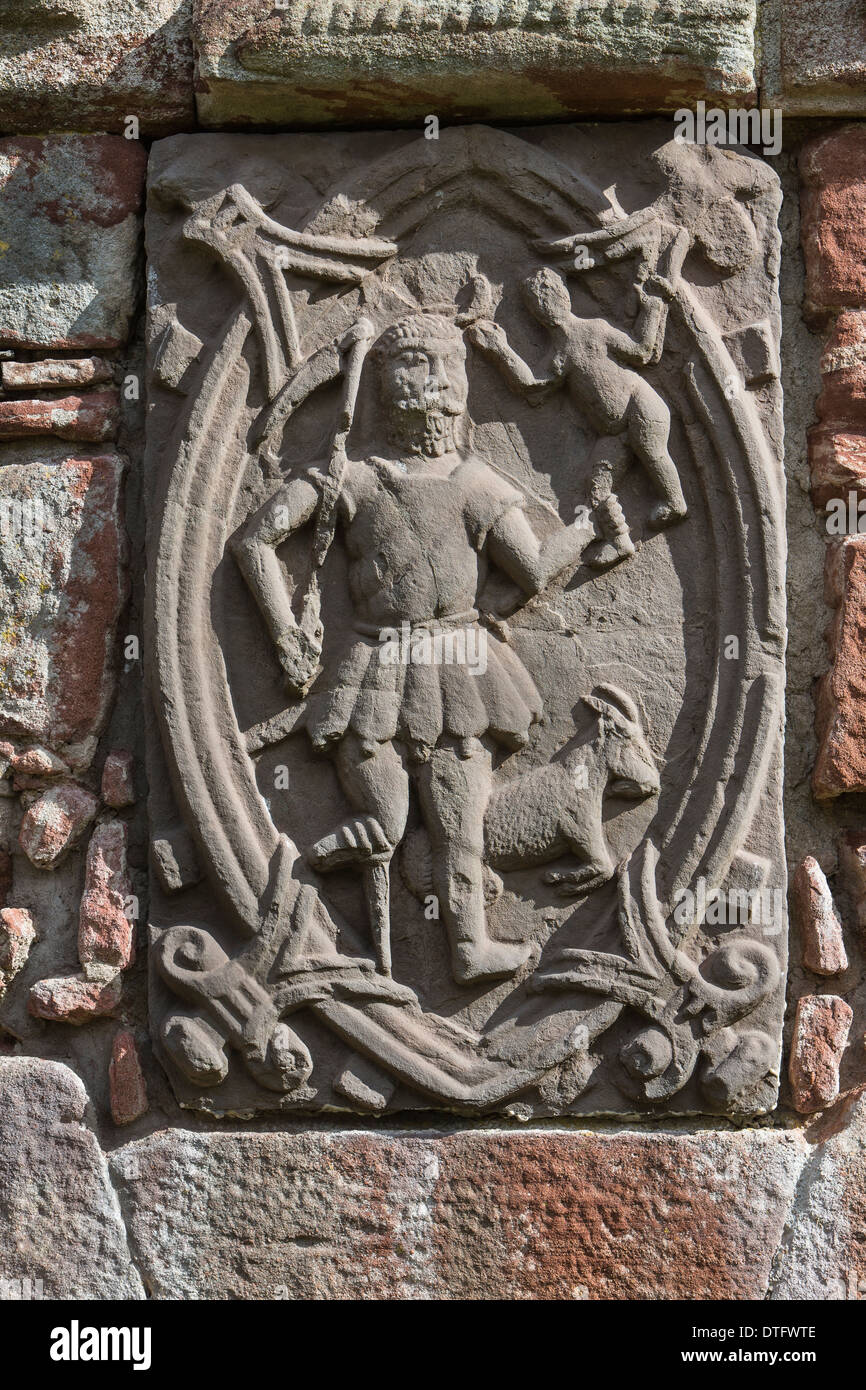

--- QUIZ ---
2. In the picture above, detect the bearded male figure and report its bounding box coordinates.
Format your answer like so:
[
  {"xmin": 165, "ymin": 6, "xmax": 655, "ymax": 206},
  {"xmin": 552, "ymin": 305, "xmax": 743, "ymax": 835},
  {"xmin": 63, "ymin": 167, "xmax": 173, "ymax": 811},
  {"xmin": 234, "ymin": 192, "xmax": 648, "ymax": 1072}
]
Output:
[{"xmin": 233, "ymin": 312, "xmax": 589, "ymax": 985}]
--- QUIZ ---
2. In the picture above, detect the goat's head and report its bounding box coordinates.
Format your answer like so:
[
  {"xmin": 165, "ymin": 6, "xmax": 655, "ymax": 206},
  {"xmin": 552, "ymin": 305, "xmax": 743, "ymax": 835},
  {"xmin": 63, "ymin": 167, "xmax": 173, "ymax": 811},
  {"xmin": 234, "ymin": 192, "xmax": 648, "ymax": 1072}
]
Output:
[{"xmin": 582, "ymin": 685, "xmax": 660, "ymax": 799}]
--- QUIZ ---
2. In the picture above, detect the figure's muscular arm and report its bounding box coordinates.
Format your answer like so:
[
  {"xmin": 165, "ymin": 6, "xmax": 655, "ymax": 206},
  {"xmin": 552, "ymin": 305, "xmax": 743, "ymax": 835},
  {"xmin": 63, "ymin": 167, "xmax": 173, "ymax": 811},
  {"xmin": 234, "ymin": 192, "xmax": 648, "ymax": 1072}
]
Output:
[
  {"xmin": 468, "ymin": 321, "xmax": 563, "ymax": 403},
  {"xmin": 231, "ymin": 476, "xmax": 321, "ymax": 694},
  {"xmin": 487, "ymin": 505, "xmax": 588, "ymax": 597}
]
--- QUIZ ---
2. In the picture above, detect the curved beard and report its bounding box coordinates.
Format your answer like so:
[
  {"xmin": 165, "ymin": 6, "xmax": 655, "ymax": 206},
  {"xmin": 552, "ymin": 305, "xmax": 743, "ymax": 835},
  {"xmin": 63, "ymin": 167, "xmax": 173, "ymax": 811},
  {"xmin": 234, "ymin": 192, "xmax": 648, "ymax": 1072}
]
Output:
[{"xmin": 388, "ymin": 408, "xmax": 459, "ymax": 457}]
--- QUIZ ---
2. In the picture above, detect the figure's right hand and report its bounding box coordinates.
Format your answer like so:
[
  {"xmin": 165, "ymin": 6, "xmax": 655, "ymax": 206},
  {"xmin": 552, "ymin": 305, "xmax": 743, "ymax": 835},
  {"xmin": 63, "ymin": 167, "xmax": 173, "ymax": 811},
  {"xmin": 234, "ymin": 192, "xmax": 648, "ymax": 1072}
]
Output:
[{"xmin": 276, "ymin": 625, "xmax": 322, "ymax": 697}]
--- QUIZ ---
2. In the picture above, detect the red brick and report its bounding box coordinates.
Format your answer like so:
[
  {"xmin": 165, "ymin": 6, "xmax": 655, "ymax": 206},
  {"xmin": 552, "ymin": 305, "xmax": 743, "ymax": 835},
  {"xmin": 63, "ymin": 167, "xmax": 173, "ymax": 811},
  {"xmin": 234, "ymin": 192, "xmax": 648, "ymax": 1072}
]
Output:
[
  {"xmin": 809, "ymin": 425, "xmax": 866, "ymax": 508},
  {"xmin": 10, "ymin": 746, "xmax": 69, "ymax": 780},
  {"xmin": 0, "ymin": 358, "xmax": 113, "ymax": 391},
  {"xmin": 789, "ymin": 994, "xmax": 853, "ymax": 1114},
  {"xmin": 101, "ymin": 750, "xmax": 134, "ymax": 809},
  {"xmin": 78, "ymin": 821, "xmax": 133, "ymax": 973},
  {"xmin": 0, "ymin": 908, "xmax": 35, "ymax": 989},
  {"xmin": 815, "ymin": 310, "xmax": 866, "ymax": 426},
  {"xmin": 0, "ymin": 851, "xmax": 11, "ymax": 911},
  {"xmin": 18, "ymin": 784, "xmax": 98, "ymax": 869},
  {"xmin": 0, "ymin": 392, "xmax": 120, "ymax": 443},
  {"xmin": 793, "ymin": 856, "xmax": 849, "ymax": 976},
  {"xmin": 109, "ymin": 1031, "xmax": 148, "ymax": 1126},
  {"xmin": 814, "ymin": 537, "xmax": 866, "ymax": 798},
  {"xmin": 802, "ymin": 127, "xmax": 866, "ymax": 322},
  {"xmin": 28, "ymin": 972, "xmax": 121, "ymax": 1025}
]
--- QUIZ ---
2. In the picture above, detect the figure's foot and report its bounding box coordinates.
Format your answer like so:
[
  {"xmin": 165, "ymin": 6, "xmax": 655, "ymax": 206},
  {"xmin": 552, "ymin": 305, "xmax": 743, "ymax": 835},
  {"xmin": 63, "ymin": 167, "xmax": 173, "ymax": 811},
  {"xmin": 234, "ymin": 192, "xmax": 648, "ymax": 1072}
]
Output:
[
  {"xmin": 453, "ymin": 938, "xmax": 531, "ymax": 985},
  {"xmin": 308, "ymin": 816, "xmax": 392, "ymax": 872},
  {"xmin": 648, "ymin": 499, "xmax": 687, "ymax": 529},
  {"xmin": 584, "ymin": 533, "xmax": 635, "ymax": 570}
]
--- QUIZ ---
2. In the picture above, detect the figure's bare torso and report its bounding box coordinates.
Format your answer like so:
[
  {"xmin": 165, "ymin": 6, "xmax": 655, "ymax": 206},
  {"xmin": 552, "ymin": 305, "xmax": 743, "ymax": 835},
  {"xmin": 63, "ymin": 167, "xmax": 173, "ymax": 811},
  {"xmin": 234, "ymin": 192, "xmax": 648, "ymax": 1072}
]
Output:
[
  {"xmin": 333, "ymin": 451, "xmax": 518, "ymax": 628},
  {"xmin": 562, "ymin": 322, "xmax": 643, "ymax": 433}
]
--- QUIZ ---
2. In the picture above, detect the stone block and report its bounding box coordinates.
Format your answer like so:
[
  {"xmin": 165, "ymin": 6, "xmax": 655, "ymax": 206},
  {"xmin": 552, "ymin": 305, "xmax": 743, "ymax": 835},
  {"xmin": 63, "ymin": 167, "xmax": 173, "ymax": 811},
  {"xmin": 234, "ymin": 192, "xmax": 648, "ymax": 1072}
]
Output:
[
  {"xmin": 144, "ymin": 122, "xmax": 786, "ymax": 1120},
  {"xmin": 0, "ymin": 449, "xmax": 127, "ymax": 769},
  {"xmin": 0, "ymin": 1057, "xmax": 143, "ymax": 1298},
  {"xmin": 0, "ymin": 0, "xmax": 194, "ymax": 136},
  {"xmin": 0, "ymin": 136, "xmax": 147, "ymax": 351},
  {"xmin": 769, "ymin": 0, "xmax": 866, "ymax": 117},
  {"xmin": 194, "ymin": 0, "xmax": 757, "ymax": 127},
  {"xmin": 110, "ymin": 1126, "xmax": 805, "ymax": 1299}
]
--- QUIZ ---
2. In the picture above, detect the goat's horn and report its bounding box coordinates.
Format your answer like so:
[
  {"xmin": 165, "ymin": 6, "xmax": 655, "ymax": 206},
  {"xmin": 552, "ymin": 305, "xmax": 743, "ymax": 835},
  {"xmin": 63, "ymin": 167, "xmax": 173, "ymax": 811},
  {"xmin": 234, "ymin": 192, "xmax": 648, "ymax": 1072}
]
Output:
[{"xmin": 590, "ymin": 684, "xmax": 641, "ymax": 724}]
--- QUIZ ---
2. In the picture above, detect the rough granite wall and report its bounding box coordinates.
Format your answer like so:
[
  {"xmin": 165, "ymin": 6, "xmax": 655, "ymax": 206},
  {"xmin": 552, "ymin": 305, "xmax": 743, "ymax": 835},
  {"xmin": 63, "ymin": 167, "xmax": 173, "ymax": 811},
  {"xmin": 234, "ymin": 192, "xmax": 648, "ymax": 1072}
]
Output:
[{"xmin": 1, "ymin": 0, "xmax": 866, "ymax": 1301}]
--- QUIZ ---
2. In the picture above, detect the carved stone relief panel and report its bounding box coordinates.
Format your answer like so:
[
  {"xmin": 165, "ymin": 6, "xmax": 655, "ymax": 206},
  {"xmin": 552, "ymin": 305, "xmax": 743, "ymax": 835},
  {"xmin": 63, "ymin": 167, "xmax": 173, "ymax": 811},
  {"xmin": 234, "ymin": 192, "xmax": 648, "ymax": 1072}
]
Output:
[{"xmin": 144, "ymin": 124, "xmax": 786, "ymax": 1118}]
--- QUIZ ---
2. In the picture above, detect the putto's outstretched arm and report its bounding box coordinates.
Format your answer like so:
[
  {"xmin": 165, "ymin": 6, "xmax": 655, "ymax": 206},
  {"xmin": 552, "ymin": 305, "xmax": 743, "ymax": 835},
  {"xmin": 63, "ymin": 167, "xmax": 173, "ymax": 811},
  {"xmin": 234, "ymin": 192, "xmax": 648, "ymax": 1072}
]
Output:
[{"xmin": 468, "ymin": 320, "xmax": 563, "ymax": 403}]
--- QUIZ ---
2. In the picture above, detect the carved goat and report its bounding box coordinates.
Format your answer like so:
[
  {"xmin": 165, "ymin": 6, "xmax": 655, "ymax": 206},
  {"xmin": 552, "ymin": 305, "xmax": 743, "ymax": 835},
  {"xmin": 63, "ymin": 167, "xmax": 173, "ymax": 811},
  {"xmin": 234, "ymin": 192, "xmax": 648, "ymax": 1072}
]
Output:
[{"xmin": 402, "ymin": 685, "xmax": 661, "ymax": 902}]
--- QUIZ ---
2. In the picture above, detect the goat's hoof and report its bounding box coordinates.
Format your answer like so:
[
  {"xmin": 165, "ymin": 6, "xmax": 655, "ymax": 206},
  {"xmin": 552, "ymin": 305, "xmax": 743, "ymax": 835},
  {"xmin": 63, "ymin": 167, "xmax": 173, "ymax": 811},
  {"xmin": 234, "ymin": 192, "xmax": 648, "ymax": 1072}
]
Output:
[{"xmin": 545, "ymin": 867, "xmax": 610, "ymax": 897}]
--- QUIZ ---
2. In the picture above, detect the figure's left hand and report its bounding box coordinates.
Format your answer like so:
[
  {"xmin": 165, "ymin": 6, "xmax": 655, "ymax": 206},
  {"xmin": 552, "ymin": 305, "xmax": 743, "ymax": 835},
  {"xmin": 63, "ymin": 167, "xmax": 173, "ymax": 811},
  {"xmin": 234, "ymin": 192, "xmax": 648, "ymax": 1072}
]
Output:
[
  {"xmin": 339, "ymin": 317, "xmax": 375, "ymax": 352},
  {"xmin": 644, "ymin": 272, "xmax": 676, "ymax": 302},
  {"xmin": 468, "ymin": 319, "xmax": 508, "ymax": 354}
]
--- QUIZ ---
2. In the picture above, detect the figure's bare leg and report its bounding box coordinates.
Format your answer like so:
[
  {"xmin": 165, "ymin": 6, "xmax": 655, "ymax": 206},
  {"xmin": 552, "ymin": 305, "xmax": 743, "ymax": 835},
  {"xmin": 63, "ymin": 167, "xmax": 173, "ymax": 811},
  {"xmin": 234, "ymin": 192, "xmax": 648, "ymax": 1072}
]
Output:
[
  {"xmin": 584, "ymin": 436, "xmax": 634, "ymax": 570},
  {"xmin": 308, "ymin": 734, "xmax": 409, "ymax": 871},
  {"xmin": 626, "ymin": 392, "xmax": 687, "ymax": 527},
  {"xmin": 307, "ymin": 734, "xmax": 410, "ymax": 975},
  {"xmin": 417, "ymin": 739, "xmax": 530, "ymax": 985}
]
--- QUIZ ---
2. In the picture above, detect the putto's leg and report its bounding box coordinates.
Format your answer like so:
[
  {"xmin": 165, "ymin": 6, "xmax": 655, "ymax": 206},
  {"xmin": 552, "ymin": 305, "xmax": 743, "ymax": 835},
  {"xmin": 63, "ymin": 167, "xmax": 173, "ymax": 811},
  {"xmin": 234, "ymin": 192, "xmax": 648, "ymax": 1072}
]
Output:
[
  {"xmin": 584, "ymin": 435, "xmax": 635, "ymax": 570},
  {"xmin": 627, "ymin": 391, "xmax": 687, "ymax": 527},
  {"xmin": 416, "ymin": 739, "xmax": 530, "ymax": 985}
]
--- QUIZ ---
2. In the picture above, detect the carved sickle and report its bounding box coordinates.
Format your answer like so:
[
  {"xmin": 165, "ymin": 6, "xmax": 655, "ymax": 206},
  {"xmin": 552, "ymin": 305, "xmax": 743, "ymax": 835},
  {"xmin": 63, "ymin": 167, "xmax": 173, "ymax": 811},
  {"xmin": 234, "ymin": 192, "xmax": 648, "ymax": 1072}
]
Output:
[
  {"xmin": 184, "ymin": 185, "xmax": 395, "ymax": 398},
  {"xmin": 311, "ymin": 317, "xmax": 375, "ymax": 569},
  {"xmin": 297, "ymin": 317, "xmax": 376, "ymax": 653}
]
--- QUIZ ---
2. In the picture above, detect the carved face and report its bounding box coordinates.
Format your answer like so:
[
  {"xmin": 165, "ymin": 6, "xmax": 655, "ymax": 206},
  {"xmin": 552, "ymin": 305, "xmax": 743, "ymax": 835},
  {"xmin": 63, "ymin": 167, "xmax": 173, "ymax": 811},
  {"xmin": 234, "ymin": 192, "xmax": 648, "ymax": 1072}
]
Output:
[
  {"xmin": 603, "ymin": 715, "xmax": 660, "ymax": 799},
  {"xmin": 381, "ymin": 342, "xmax": 469, "ymax": 421},
  {"xmin": 523, "ymin": 267, "xmax": 573, "ymax": 328}
]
